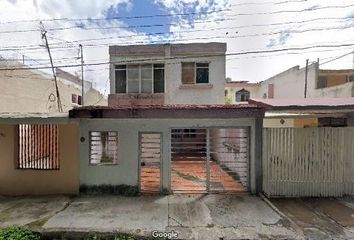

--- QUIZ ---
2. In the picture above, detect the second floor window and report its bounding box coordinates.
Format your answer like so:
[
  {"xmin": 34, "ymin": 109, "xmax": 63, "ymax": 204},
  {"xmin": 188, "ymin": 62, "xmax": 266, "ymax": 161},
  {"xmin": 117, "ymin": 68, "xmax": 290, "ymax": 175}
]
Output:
[
  {"xmin": 182, "ymin": 62, "xmax": 209, "ymax": 84},
  {"xmin": 115, "ymin": 64, "xmax": 164, "ymax": 94}
]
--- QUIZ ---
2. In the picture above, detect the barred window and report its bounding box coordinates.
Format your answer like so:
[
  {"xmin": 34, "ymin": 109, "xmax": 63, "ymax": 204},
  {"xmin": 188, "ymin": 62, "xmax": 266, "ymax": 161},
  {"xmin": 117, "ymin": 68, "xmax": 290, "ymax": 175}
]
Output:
[
  {"xmin": 89, "ymin": 131, "xmax": 118, "ymax": 165},
  {"xmin": 18, "ymin": 124, "xmax": 59, "ymax": 170}
]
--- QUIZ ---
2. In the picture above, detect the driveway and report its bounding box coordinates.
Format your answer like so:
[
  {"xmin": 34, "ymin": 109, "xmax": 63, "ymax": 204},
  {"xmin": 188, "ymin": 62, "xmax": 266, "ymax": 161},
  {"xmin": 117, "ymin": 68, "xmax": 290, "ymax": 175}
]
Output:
[
  {"xmin": 0, "ymin": 194, "xmax": 298, "ymax": 239},
  {"xmin": 269, "ymin": 197, "xmax": 354, "ymax": 240}
]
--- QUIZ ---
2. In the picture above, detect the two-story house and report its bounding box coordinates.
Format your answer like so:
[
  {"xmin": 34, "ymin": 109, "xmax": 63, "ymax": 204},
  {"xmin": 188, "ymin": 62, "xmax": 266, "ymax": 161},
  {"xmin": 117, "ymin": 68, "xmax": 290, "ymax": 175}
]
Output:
[
  {"xmin": 70, "ymin": 43, "xmax": 264, "ymax": 196},
  {"xmin": 108, "ymin": 43, "xmax": 225, "ymax": 106}
]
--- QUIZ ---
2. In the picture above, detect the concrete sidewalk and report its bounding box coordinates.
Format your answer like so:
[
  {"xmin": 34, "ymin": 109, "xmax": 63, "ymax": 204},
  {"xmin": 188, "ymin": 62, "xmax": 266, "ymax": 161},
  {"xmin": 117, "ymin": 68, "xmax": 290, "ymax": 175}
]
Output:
[{"xmin": 0, "ymin": 194, "xmax": 299, "ymax": 239}]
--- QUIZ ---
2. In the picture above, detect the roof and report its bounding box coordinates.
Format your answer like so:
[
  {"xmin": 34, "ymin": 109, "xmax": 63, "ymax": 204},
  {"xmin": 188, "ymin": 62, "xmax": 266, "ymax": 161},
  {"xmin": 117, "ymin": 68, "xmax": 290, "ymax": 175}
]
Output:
[
  {"xmin": 225, "ymin": 82, "xmax": 260, "ymax": 87},
  {"xmin": 109, "ymin": 42, "xmax": 226, "ymax": 57},
  {"xmin": 0, "ymin": 112, "xmax": 68, "ymax": 119},
  {"xmin": 319, "ymin": 69, "xmax": 354, "ymax": 74},
  {"xmin": 249, "ymin": 98, "xmax": 354, "ymax": 111},
  {"xmin": 69, "ymin": 104, "xmax": 264, "ymax": 119}
]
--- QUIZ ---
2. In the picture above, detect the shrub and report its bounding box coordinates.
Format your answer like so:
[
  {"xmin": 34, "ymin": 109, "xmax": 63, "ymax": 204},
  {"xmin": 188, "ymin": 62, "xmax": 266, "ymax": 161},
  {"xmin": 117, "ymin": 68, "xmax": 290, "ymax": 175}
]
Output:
[
  {"xmin": 0, "ymin": 226, "xmax": 40, "ymax": 240},
  {"xmin": 80, "ymin": 184, "xmax": 139, "ymax": 196}
]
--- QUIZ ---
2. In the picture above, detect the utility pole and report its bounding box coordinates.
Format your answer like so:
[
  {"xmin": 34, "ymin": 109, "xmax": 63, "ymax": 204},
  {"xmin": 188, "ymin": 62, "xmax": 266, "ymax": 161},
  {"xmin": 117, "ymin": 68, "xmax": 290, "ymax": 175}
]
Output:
[
  {"xmin": 304, "ymin": 59, "xmax": 309, "ymax": 98},
  {"xmin": 40, "ymin": 22, "xmax": 63, "ymax": 112},
  {"xmin": 79, "ymin": 44, "xmax": 84, "ymax": 106}
]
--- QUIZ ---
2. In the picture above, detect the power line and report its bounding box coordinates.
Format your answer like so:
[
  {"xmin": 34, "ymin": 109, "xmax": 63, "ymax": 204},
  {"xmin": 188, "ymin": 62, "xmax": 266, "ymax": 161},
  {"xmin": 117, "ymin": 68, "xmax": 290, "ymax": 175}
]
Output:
[
  {"xmin": 319, "ymin": 50, "xmax": 354, "ymax": 66},
  {"xmin": 0, "ymin": 3, "xmax": 353, "ymax": 25},
  {"xmin": 1, "ymin": 15, "xmax": 351, "ymax": 34},
  {"xmin": 2, "ymin": 24, "xmax": 353, "ymax": 52},
  {"xmin": 1, "ymin": 42, "xmax": 354, "ymax": 71}
]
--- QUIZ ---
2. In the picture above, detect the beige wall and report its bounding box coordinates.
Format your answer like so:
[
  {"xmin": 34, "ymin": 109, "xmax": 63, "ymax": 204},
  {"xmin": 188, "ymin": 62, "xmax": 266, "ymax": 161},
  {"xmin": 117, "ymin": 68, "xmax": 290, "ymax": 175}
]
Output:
[
  {"xmin": 0, "ymin": 62, "xmax": 107, "ymax": 113},
  {"xmin": 264, "ymin": 117, "xmax": 318, "ymax": 128},
  {"xmin": 0, "ymin": 124, "xmax": 79, "ymax": 195},
  {"xmin": 263, "ymin": 118, "xmax": 295, "ymax": 128}
]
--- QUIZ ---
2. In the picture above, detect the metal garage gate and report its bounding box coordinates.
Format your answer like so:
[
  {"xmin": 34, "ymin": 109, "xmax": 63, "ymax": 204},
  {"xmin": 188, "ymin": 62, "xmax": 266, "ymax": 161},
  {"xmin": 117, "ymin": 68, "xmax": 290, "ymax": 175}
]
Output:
[{"xmin": 171, "ymin": 128, "xmax": 249, "ymax": 194}]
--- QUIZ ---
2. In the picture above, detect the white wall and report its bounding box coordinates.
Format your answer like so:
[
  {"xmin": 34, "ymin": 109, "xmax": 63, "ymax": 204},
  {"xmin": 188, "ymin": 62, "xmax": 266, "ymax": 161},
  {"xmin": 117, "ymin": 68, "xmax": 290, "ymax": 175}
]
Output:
[
  {"xmin": 257, "ymin": 64, "xmax": 318, "ymax": 99},
  {"xmin": 312, "ymin": 81, "xmax": 354, "ymax": 98},
  {"xmin": 165, "ymin": 56, "xmax": 225, "ymax": 104},
  {"xmin": 0, "ymin": 62, "xmax": 107, "ymax": 112},
  {"xmin": 109, "ymin": 44, "xmax": 226, "ymax": 105}
]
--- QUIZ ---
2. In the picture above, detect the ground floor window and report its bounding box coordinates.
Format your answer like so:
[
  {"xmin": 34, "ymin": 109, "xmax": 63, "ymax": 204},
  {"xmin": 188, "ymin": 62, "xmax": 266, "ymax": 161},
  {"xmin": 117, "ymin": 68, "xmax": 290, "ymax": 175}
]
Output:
[
  {"xmin": 89, "ymin": 131, "xmax": 118, "ymax": 165},
  {"xmin": 17, "ymin": 124, "xmax": 59, "ymax": 170}
]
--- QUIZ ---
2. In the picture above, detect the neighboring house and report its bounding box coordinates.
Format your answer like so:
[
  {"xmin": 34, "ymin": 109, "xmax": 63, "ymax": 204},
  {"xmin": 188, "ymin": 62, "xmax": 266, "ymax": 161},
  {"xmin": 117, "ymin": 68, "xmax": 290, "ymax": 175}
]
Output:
[
  {"xmin": 253, "ymin": 98, "xmax": 354, "ymax": 198},
  {"xmin": 225, "ymin": 81, "xmax": 261, "ymax": 104},
  {"xmin": 226, "ymin": 63, "xmax": 354, "ymax": 104},
  {"xmin": 257, "ymin": 63, "xmax": 354, "ymax": 99},
  {"xmin": 249, "ymin": 98, "xmax": 354, "ymax": 128},
  {"xmin": 0, "ymin": 61, "xmax": 107, "ymax": 113},
  {"xmin": 108, "ymin": 43, "xmax": 226, "ymax": 105}
]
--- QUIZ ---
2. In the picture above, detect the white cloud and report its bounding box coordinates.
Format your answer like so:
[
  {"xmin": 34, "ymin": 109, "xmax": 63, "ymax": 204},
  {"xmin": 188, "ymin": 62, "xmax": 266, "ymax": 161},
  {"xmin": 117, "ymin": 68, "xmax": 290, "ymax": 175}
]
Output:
[{"xmin": 0, "ymin": 0, "xmax": 353, "ymax": 95}]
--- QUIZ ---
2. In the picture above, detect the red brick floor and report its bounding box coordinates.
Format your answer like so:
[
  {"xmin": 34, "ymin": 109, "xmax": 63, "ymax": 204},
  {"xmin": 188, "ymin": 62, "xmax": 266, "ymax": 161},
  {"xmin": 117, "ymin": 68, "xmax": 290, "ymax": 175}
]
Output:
[{"xmin": 141, "ymin": 160, "xmax": 246, "ymax": 194}]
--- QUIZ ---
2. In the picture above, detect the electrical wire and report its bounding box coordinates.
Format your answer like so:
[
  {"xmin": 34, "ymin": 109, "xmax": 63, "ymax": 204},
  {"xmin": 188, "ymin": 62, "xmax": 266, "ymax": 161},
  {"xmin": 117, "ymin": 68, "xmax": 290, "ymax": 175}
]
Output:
[{"xmin": 1, "ymin": 42, "xmax": 354, "ymax": 71}]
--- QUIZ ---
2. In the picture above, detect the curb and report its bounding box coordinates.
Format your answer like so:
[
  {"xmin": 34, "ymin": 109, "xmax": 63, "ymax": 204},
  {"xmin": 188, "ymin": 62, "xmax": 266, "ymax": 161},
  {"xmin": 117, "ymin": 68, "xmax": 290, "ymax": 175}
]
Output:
[{"xmin": 259, "ymin": 193, "xmax": 304, "ymax": 237}]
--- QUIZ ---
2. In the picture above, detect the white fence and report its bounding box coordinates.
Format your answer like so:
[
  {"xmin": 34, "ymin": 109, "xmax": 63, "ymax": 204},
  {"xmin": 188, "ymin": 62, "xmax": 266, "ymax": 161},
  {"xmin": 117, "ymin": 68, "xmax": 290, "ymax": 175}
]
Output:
[{"xmin": 263, "ymin": 127, "xmax": 354, "ymax": 197}]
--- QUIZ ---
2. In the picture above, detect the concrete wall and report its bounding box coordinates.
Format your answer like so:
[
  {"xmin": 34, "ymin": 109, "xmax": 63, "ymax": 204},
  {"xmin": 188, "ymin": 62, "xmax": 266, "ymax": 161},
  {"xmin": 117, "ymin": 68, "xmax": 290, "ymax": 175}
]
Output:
[
  {"xmin": 257, "ymin": 64, "xmax": 318, "ymax": 99},
  {"xmin": 79, "ymin": 118, "xmax": 260, "ymax": 193},
  {"xmin": 313, "ymin": 81, "xmax": 354, "ymax": 98},
  {"xmin": 0, "ymin": 62, "xmax": 107, "ymax": 113},
  {"xmin": 0, "ymin": 124, "xmax": 79, "ymax": 195},
  {"xmin": 109, "ymin": 43, "xmax": 226, "ymax": 105}
]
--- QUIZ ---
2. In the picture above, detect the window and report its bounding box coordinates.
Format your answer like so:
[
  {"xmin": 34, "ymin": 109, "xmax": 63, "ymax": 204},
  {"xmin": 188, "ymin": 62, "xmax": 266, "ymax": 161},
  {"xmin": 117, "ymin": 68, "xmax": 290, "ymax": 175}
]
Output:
[
  {"xmin": 89, "ymin": 131, "xmax": 118, "ymax": 165},
  {"xmin": 71, "ymin": 94, "xmax": 82, "ymax": 105},
  {"xmin": 114, "ymin": 64, "xmax": 164, "ymax": 93},
  {"xmin": 17, "ymin": 124, "xmax": 59, "ymax": 170},
  {"xmin": 347, "ymin": 75, "xmax": 354, "ymax": 82},
  {"xmin": 72, "ymin": 94, "xmax": 77, "ymax": 104},
  {"xmin": 317, "ymin": 76, "xmax": 328, "ymax": 88},
  {"xmin": 182, "ymin": 62, "xmax": 209, "ymax": 84},
  {"xmin": 318, "ymin": 117, "xmax": 347, "ymax": 127},
  {"xmin": 235, "ymin": 89, "xmax": 250, "ymax": 102},
  {"xmin": 183, "ymin": 129, "xmax": 197, "ymax": 138}
]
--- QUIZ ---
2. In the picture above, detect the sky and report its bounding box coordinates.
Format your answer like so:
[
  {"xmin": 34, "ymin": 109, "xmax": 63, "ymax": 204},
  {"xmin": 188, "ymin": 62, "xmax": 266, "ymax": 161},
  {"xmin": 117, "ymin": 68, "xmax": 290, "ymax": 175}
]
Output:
[{"xmin": 0, "ymin": 0, "xmax": 353, "ymax": 94}]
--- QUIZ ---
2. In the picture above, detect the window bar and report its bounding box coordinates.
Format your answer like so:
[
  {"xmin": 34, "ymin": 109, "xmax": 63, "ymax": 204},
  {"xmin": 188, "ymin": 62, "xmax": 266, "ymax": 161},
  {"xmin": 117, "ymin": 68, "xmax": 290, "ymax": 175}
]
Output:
[
  {"xmin": 55, "ymin": 125, "xmax": 59, "ymax": 169},
  {"xmin": 18, "ymin": 125, "xmax": 20, "ymax": 168},
  {"xmin": 51, "ymin": 125, "xmax": 54, "ymax": 169},
  {"xmin": 32, "ymin": 124, "xmax": 39, "ymax": 168},
  {"xmin": 22, "ymin": 124, "xmax": 30, "ymax": 167},
  {"xmin": 30, "ymin": 125, "xmax": 33, "ymax": 169},
  {"xmin": 44, "ymin": 124, "xmax": 49, "ymax": 168},
  {"xmin": 40, "ymin": 125, "xmax": 43, "ymax": 169},
  {"xmin": 48, "ymin": 125, "xmax": 54, "ymax": 168}
]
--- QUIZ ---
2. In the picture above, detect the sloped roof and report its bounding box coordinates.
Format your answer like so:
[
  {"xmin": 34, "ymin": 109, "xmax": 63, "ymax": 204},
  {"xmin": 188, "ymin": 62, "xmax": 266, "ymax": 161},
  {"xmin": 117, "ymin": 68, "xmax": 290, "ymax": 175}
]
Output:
[
  {"xmin": 69, "ymin": 104, "xmax": 264, "ymax": 119},
  {"xmin": 249, "ymin": 98, "xmax": 354, "ymax": 111}
]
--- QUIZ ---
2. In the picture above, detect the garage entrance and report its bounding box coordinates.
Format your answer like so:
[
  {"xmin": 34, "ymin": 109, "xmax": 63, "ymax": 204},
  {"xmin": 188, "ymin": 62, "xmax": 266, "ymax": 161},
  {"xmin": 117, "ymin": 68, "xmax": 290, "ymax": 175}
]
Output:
[
  {"xmin": 139, "ymin": 133, "xmax": 162, "ymax": 194},
  {"xmin": 171, "ymin": 128, "xmax": 249, "ymax": 194}
]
